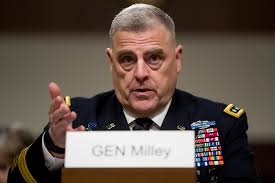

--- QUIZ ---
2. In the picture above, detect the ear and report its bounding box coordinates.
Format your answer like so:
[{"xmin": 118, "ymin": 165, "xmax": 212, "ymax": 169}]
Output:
[
  {"xmin": 106, "ymin": 48, "xmax": 113, "ymax": 71},
  {"xmin": 175, "ymin": 45, "xmax": 183, "ymax": 73}
]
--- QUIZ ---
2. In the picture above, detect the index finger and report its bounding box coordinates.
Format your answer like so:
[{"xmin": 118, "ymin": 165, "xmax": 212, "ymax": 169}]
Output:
[{"xmin": 48, "ymin": 82, "xmax": 62, "ymax": 100}]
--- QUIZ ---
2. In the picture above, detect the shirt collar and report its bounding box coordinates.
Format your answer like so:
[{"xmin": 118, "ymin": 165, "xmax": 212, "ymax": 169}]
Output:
[{"xmin": 123, "ymin": 99, "xmax": 172, "ymax": 128}]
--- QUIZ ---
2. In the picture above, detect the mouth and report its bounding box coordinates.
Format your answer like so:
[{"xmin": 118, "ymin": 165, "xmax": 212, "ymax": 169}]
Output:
[
  {"xmin": 134, "ymin": 88, "xmax": 151, "ymax": 92},
  {"xmin": 131, "ymin": 88, "xmax": 155, "ymax": 98},
  {"xmin": 132, "ymin": 88, "xmax": 155, "ymax": 93}
]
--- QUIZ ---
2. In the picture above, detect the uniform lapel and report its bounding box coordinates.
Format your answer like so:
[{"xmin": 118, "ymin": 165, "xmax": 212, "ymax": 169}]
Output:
[
  {"xmin": 160, "ymin": 90, "xmax": 195, "ymax": 131},
  {"xmin": 98, "ymin": 93, "xmax": 130, "ymax": 131}
]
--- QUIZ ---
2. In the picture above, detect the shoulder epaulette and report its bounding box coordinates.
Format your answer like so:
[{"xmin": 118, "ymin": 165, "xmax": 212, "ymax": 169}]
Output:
[
  {"xmin": 65, "ymin": 96, "xmax": 71, "ymax": 107},
  {"xmin": 223, "ymin": 104, "xmax": 245, "ymax": 118}
]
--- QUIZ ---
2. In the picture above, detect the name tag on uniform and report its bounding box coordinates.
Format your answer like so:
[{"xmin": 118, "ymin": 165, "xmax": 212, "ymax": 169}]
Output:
[{"xmin": 64, "ymin": 131, "xmax": 195, "ymax": 168}]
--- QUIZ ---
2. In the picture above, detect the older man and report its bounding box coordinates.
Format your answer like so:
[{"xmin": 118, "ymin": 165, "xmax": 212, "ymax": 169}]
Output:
[{"xmin": 8, "ymin": 3, "xmax": 259, "ymax": 183}]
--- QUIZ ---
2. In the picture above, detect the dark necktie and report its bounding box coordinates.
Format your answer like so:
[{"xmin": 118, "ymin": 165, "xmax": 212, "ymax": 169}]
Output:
[{"xmin": 133, "ymin": 118, "xmax": 153, "ymax": 130}]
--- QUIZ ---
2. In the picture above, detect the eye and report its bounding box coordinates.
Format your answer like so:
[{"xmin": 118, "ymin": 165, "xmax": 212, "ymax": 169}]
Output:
[
  {"xmin": 149, "ymin": 55, "xmax": 161, "ymax": 64},
  {"xmin": 119, "ymin": 55, "xmax": 135, "ymax": 71},
  {"xmin": 147, "ymin": 54, "xmax": 162, "ymax": 70}
]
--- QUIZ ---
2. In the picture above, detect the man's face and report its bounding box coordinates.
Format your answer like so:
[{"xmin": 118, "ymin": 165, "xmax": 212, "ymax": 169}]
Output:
[{"xmin": 106, "ymin": 24, "xmax": 183, "ymax": 117}]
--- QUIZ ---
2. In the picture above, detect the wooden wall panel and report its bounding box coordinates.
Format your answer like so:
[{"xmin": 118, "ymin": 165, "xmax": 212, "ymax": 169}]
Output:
[{"xmin": 0, "ymin": 0, "xmax": 274, "ymax": 32}]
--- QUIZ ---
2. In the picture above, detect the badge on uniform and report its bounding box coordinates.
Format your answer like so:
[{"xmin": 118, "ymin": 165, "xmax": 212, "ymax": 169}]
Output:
[
  {"xmin": 191, "ymin": 120, "xmax": 224, "ymax": 167},
  {"xmin": 86, "ymin": 121, "xmax": 97, "ymax": 131},
  {"xmin": 106, "ymin": 122, "xmax": 116, "ymax": 130},
  {"xmin": 64, "ymin": 96, "xmax": 71, "ymax": 107},
  {"xmin": 191, "ymin": 120, "xmax": 216, "ymax": 130},
  {"xmin": 223, "ymin": 104, "xmax": 245, "ymax": 118},
  {"xmin": 176, "ymin": 125, "xmax": 185, "ymax": 131}
]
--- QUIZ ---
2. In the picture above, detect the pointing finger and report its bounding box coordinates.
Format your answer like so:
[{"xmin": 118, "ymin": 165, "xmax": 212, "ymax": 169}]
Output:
[
  {"xmin": 49, "ymin": 96, "xmax": 64, "ymax": 115},
  {"xmin": 49, "ymin": 82, "xmax": 62, "ymax": 100}
]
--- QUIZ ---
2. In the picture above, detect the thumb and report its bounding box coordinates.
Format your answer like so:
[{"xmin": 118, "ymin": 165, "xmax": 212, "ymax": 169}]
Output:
[
  {"xmin": 73, "ymin": 125, "xmax": 86, "ymax": 131},
  {"xmin": 48, "ymin": 82, "xmax": 62, "ymax": 100}
]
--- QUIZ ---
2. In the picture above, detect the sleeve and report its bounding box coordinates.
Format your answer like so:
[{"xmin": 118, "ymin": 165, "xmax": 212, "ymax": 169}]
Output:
[
  {"xmin": 7, "ymin": 134, "xmax": 62, "ymax": 183},
  {"xmin": 219, "ymin": 114, "xmax": 260, "ymax": 183},
  {"xmin": 42, "ymin": 133, "xmax": 65, "ymax": 171}
]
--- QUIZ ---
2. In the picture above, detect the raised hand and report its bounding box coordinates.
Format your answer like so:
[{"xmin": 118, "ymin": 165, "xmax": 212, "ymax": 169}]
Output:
[{"xmin": 47, "ymin": 82, "xmax": 85, "ymax": 157}]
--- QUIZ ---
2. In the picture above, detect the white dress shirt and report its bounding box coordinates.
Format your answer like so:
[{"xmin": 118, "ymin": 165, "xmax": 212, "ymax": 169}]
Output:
[{"xmin": 124, "ymin": 100, "xmax": 171, "ymax": 130}]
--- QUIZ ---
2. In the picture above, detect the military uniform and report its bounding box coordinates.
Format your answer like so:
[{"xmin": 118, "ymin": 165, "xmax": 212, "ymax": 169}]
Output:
[{"xmin": 8, "ymin": 89, "xmax": 259, "ymax": 183}]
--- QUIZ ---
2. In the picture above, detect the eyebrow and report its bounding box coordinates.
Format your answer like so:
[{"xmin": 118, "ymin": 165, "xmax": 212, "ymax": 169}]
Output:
[
  {"xmin": 115, "ymin": 48, "xmax": 166, "ymax": 59},
  {"xmin": 144, "ymin": 48, "xmax": 166, "ymax": 58},
  {"xmin": 116, "ymin": 50, "xmax": 135, "ymax": 57}
]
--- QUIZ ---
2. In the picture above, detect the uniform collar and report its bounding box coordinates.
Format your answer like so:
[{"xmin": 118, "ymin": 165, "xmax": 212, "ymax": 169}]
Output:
[{"xmin": 123, "ymin": 99, "xmax": 172, "ymax": 128}]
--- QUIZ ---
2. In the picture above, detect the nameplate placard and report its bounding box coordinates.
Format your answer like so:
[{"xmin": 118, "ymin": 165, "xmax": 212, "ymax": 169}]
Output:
[{"xmin": 65, "ymin": 131, "xmax": 195, "ymax": 168}]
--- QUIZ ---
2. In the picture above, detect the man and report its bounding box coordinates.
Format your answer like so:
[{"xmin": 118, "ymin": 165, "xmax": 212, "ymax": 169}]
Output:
[
  {"xmin": 8, "ymin": 3, "xmax": 259, "ymax": 183},
  {"xmin": 0, "ymin": 124, "xmax": 33, "ymax": 183}
]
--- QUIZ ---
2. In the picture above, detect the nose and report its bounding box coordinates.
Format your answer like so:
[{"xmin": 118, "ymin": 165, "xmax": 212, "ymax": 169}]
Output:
[{"xmin": 134, "ymin": 59, "xmax": 149, "ymax": 83}]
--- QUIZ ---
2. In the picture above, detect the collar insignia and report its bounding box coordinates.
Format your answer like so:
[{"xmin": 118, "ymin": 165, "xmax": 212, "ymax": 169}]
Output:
[
  {"xmin": 177, "ymin": 125, "xmax": 185, "ymax": 131},
  {"xmin": 106, "ymin": 123, "xmax": 116, "ymax": 130}
]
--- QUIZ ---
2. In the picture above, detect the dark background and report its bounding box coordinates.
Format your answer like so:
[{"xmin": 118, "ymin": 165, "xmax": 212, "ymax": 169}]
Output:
[{"xmin": 1, "ymin": 0, "xmax": 275, "ymax": 33}]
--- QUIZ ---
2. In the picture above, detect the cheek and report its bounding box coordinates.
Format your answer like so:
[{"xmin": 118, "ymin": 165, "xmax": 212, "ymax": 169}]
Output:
[
  {"xmin": 123, "ymin": 73, "xmax": 137, "ymax": 97},
  {"xmin": 112, "ymin": 66, "xmax": 133, "ymax": 93},
  {"xmin": 153, "ymin": 61, "xmax": 178, "ymax": 91}
]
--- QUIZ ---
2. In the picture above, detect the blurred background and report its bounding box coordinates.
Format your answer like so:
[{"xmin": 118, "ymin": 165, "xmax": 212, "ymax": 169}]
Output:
[{"xmin": 0, "ymin": 0, "xmax": 274, "ymax": 181}]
